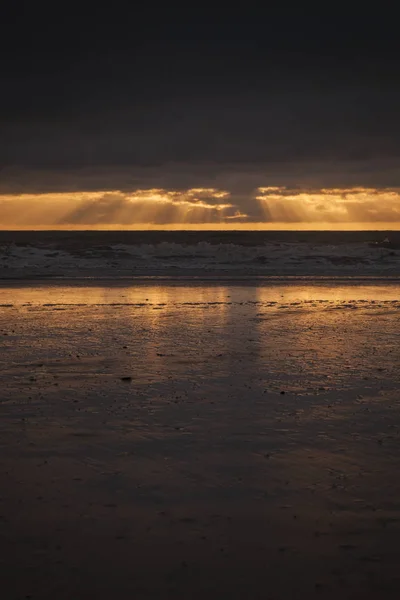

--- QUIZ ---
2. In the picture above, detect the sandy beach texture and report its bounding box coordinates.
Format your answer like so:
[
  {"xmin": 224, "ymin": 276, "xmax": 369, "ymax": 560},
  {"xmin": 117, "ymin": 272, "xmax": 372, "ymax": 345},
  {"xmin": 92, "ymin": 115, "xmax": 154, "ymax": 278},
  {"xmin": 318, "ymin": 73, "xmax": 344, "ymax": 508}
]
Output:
[{"xmin": 1, "ymin": 282, "xmax": 400, "ymax": 599}]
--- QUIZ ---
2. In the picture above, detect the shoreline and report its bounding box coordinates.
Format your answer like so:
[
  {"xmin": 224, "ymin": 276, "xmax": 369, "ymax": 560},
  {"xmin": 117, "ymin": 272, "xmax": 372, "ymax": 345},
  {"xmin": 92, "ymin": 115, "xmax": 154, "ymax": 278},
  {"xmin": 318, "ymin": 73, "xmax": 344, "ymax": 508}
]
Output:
[
  {"xmin": 2, "ymin": 274, "xmax": 400, "ymax": 286},
  {"xmin": 2, "ymin": 231, "xmax": 400, "ymax": 280}
]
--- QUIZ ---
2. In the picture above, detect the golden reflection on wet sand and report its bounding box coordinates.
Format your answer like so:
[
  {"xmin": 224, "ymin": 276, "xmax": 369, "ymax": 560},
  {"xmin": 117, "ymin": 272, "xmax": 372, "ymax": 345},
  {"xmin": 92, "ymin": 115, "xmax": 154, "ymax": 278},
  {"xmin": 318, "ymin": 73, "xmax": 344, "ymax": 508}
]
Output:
[
  {"xmin": 2, "ymin": 281, "xmax": 400, "ymax": 305},
  {"xmin": 1, "ymin": 282, "xmax": 400, "ymax": 598}
]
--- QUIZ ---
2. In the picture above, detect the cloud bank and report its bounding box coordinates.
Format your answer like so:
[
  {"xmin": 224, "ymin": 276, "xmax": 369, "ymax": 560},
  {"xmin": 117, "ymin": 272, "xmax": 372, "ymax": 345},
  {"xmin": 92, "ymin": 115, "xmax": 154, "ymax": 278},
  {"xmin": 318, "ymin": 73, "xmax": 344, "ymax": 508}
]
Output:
[{"xmin": 1, "ymin": 183, "xmax": 400, "ymax": 229}]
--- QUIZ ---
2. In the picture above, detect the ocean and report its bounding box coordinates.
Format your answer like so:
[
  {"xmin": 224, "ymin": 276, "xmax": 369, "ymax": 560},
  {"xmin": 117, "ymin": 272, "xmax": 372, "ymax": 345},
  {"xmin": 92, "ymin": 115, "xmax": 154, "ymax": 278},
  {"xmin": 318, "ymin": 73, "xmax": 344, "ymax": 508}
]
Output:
[{"xmin": 1, "ymin": 230, "xmax": 400, "ymax": 279}]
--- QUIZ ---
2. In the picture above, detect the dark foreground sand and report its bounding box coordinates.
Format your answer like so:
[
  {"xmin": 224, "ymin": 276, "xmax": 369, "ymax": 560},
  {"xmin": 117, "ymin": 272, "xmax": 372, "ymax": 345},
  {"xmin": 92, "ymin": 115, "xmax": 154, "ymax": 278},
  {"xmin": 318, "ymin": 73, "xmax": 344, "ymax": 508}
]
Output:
[{"xmin": 1, "ymin": 282, "xmax": 400, "ymax": 599}]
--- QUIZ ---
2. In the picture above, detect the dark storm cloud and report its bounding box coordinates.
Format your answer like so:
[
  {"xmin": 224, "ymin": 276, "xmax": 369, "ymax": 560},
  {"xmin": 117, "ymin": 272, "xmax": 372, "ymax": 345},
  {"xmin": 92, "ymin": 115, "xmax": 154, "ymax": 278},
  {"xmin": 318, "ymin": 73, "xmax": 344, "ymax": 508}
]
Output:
[
  {"xmin": 2, "ymin": 158, "xmax": 400, "ymax": 196},
  {"xmin": 1, "ymin": 8, "xmax": 399, "ymax": 216},
  {"xmin": 2, "ymin": 81, "xmax": 400, "ymax": 170}
]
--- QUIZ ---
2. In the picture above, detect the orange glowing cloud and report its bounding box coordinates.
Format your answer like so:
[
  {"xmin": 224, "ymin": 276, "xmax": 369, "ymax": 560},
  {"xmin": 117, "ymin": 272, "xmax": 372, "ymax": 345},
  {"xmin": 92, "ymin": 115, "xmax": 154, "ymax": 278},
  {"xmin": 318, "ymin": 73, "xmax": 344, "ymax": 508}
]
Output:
[
  {"xmin": 0, "ymin": 185, "xmax": 400, "ymax": 229},
  {"xmin": 256, "ymin": 187, "xmax": 400, "ymax": 225},
  {"xmin": 0, "ymin": 188, "xmax": 236, "ymax": 228}
]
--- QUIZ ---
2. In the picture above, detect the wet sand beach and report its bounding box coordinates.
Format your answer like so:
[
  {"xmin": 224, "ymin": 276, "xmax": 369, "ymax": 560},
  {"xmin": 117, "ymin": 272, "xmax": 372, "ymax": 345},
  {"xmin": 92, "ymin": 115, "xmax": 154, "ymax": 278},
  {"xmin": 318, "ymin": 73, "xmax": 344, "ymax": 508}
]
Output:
[{"xmin": 1, "ymin": 281, "xmax": 400, "ymax": 598}]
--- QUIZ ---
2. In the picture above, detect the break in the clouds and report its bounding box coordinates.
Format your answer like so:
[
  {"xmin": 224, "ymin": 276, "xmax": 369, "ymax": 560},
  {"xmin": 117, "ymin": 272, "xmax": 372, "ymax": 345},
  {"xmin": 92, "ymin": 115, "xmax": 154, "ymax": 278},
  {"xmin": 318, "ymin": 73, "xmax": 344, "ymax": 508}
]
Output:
[
  {"xmin": 256, "ymin": 187, "xmax": 400, "ymax": 225},
  {"xmin": 0, "ymin": 189, "xmax": 237, "ymax": 227},
  {"xmin": 1, "ymin": 184, "xmax": 400, "ymax": 229}
]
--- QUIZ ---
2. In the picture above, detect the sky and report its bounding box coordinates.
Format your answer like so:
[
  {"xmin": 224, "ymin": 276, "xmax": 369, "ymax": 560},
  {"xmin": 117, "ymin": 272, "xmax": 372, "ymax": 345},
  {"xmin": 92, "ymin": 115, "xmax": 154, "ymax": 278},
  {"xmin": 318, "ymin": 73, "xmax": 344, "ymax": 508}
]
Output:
[{"xmin": 1, "ymin": 7, "xmax": 400, "ymax": 229}]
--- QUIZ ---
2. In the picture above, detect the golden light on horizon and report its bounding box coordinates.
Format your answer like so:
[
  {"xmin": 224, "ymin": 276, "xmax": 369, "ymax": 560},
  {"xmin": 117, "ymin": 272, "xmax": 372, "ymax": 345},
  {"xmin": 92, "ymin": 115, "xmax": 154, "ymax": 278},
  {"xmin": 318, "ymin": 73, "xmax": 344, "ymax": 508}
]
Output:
[
  {"xmin": 256, "ymin": 186, "xmax": 400, "ymax": 226},
  {"xmin": 0, "ymin": 186, "xmax": 400, "ymax": 230}
]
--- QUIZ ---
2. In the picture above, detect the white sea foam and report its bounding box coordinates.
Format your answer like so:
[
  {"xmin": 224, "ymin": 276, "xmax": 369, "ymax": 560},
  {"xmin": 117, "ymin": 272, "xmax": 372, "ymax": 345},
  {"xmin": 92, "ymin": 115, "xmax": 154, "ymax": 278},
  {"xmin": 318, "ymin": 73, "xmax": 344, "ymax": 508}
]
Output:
[{"xmin": 1, "ymin": 237, "xmax": 399, "ymax": 278}]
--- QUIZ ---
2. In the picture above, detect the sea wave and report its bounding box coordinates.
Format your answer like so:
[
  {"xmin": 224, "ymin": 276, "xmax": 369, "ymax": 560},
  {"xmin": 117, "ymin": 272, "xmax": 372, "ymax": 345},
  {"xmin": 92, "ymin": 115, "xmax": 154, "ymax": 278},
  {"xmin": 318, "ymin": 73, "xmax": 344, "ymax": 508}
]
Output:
[{"xmin": 1, "ymin": 232, "xmax": 400, "ymax": 279}]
